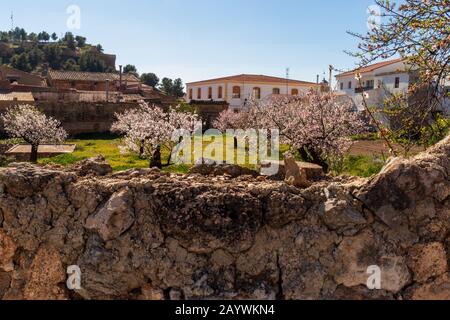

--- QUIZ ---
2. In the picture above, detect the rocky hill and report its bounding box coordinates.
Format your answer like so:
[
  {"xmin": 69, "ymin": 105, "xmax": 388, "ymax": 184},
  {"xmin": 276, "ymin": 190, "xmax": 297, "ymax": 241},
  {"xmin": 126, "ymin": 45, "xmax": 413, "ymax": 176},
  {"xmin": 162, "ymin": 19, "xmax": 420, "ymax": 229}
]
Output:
[
  {"xmin": 0, "ymin": 136, "xmax": 449, "ymax": 300},
  {"xmin": 0, "ymin": 28, "xmax": 115, "ymax": 74}
]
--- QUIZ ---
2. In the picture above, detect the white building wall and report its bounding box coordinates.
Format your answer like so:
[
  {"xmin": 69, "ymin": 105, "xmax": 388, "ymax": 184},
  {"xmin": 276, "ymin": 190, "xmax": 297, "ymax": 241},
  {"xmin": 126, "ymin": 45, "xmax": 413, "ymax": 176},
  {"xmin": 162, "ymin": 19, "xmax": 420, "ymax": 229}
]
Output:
[
  {"xmin": 336, "ymin": 62, "xmax": 411, "ymax": 111},
  {"xmin": 187, "ymin": 83, "xmax": 227, "ymax": 101},
  {"xmin": 186, "ymin": 81, "xmax": 317, "ymax": 110}
]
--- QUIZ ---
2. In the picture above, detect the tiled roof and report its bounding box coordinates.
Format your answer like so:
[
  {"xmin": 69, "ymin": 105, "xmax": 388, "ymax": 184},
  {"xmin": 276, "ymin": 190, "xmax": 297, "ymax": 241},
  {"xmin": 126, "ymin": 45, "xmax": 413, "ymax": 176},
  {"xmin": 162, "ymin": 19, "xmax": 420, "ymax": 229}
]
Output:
[
  {"xmin": 336, "ymin": 58, "xmax": 404, "ymax": 77},
  {"xmin": 48, "ymin": 70, "xmax": 140, "ymax": 82},
  {"xmin": 187, "ymin": 74, "xmax": 319, "ymax": 86},
  {"xmin": 0, "ymin": 92, "xmax": 34, "ymax": 101}
]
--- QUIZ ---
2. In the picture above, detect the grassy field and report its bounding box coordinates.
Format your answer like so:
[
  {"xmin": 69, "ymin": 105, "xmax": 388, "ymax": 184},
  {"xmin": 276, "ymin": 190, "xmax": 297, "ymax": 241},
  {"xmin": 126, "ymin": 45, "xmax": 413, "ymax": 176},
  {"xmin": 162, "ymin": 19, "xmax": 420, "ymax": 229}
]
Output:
[{"xmin": 0, "ymin": 133, "xmax": 386, "ymax": 177}]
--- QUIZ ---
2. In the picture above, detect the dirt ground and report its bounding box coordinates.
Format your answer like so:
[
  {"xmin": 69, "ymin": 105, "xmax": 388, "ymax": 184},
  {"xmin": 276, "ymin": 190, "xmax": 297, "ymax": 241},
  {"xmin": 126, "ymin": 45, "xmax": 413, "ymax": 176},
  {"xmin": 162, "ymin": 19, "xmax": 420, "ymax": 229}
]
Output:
[{"xmin": 349, "ymin": 140, "xmax": 424, "ymax": 157}]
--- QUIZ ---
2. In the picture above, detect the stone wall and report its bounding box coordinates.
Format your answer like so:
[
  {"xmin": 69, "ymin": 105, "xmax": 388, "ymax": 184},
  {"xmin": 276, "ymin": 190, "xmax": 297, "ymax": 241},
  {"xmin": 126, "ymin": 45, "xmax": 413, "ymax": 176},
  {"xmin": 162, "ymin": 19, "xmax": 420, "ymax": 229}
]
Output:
[
  {"xmin": 0, "ymin": 100, "xmax": 222, "ymax": 135},
  {"xmin": 190, "ymin": 102, "xmax": 229, "ymax": 129},
  {"xmin": 0, "ymin": 101, "xmax": 142, "ymax": 135},
  {"xmin": 0, "ymin": 136, "xmax": 449, "ymax": 300}
]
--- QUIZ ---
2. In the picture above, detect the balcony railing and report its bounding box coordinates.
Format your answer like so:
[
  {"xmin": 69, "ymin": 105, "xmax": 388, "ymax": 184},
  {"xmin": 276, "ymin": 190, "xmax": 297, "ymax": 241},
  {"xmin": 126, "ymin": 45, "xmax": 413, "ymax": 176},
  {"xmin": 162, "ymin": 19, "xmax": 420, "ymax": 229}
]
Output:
[{"xmin": 355, "ymin": 86, "xmax": 375, "ymax": 93}]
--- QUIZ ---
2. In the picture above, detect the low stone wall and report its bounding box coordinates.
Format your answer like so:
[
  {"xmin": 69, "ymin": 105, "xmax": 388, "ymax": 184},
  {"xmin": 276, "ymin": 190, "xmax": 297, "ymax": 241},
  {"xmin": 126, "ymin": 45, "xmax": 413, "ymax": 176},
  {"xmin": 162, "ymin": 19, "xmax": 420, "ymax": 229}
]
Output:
[{"xmin": 0, "ymin": 136, "xmax": 449, "ymax": 300}]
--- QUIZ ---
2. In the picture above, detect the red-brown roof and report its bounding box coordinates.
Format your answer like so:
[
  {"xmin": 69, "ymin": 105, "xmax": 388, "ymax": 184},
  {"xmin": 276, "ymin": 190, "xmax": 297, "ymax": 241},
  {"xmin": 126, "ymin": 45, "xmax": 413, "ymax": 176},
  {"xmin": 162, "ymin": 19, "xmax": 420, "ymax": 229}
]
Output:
[
  {"xmin": 187, "ymin": 74, "xmax": 319, "ymax": 86},
  {"xmin": 336, "ymin": 58, "xmax": 405, "ymax": 78},
  {"xmin": 48, "ymin": 70, "xmax": 139, "ymax": 82}
]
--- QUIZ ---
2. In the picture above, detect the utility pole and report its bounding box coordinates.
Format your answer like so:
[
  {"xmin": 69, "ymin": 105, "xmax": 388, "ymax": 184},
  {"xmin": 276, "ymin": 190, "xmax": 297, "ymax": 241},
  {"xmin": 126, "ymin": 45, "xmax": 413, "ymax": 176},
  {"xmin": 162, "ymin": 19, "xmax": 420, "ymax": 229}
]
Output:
[
  {"xmin": 329, "ymin": 65, "xmax": 334, "ymax": 92},
  {"xmin": 286, "ymin": 67, "xmax": 290, "ymax": 94},
  {"xmin": 10, "ymin": 12, "xmax": 14, "ymax": 31}
]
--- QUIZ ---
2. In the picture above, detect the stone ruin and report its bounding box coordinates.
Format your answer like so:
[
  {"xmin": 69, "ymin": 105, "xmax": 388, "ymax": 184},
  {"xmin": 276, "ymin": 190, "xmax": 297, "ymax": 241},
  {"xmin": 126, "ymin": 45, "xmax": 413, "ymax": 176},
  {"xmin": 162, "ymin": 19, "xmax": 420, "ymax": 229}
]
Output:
[{"xmin": 0, "ymin": 135, "xmax": 449, "ymax": 300}]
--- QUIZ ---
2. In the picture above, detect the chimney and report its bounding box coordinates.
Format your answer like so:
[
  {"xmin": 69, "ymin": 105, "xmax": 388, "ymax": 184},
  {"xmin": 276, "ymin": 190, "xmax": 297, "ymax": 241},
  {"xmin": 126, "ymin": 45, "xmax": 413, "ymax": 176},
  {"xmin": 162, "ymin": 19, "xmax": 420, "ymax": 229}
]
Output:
[
  {"xmin": 316, "ymin": 74, "xmax": 319, "ymax": 84},
  {"xmin": 119, "ymin": 65, "xmax": 123, "ymax": 91}
]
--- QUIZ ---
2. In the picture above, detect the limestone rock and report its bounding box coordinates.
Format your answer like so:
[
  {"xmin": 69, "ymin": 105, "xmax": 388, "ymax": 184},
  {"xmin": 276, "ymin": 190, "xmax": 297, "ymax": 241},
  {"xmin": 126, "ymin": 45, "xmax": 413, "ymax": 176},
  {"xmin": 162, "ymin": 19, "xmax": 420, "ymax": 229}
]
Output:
[
  {"xmin": 409, "ymin": 274, "xmax": 450, "ymax": 300},
  {"xmin": 85, "ymin": 188, "xmax": 135, "ymax": 241},
  {"xmin": 0, "ymin": 230, "xmax": 16, "ymax": 272},
  {"xmin": 321, "ymin": 198, "xmax": 366, "ymax": 235},
  {"xmin": 189, "ymin": 163, "xmax": 259, "ymax": 178},
  {"xmin": 284, "ymin": 153, "xmax": 311, "ymax": 188},
  {"xmin": 407, "ymin": 242, "xmax": 448, "ymax": 283},
  {"xmin": 334, "ymin": 230, "xmax": 410, "ymax": 293},
  {"xmin": 0, "ymin": 135, "xmax": 449, "ymax": 300},
  {"xmin": 74, "ymin": 155, "xmax": 113, "ymax": 177},
  {"xmin": 23, "ymin": 246, "xmax": 67, "ymax": 300}
]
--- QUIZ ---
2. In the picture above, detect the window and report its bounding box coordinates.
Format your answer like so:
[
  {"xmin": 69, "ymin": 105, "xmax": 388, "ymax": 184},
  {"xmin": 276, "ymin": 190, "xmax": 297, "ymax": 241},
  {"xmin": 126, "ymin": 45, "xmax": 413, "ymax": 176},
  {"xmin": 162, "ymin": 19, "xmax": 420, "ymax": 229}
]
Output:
[
  {"xmin": 340, "ymin": 82, "xmax": 344, "ymax": 90},
  {"xmin": 394, "ymin": 77, "xmax": 400, "ymax": 89},
  {"xmin": 232, "ymin": 86, "xmax": 241, "ymax": 99},
  {"xmin": 291, "ymin": 88, "xmax": 299, "ymax": 95},
  {"xmin": 253, "ymin": 87, "xmax": 261, "ymax": 99},
  {"xmin": 366, "ymin": 80, "xmax": 374, "ymax": 89},
  {"xmin": 348, "ymin": 81, "xmax": 352, "ymax": 89},
  {"xmin": 377, "ymin": 80, "xmax": 383, "ymax": 89},
  {"xmin": 273, "ymin": 88, "xmax": 280, "ymax": 94},
  {"xmin": 189, "ymin": 88, "xmax": 193, "ymax": 100},
  {"xmin": 208, "ymin": 87, "xmax": 212, "ymax": 99},
  {"xmin": 197, "ymin": 88, "xmax": 202, "ymax": 99},
  {"xmin": 218, "ymin": 86, "xmax": 223, "ymax": 99}
]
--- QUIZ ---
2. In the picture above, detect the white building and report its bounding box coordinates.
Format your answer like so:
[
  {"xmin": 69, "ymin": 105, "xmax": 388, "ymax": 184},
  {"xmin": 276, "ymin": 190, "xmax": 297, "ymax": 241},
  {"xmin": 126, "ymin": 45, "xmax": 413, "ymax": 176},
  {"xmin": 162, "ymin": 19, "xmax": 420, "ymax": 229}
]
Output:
[
  {"xmin": 186, "ymin": 74, "xmax": 321, "ymax": 111},
  {"xmin": 335, "ymin": 58, "xmax": 450, "ymax": 112}
]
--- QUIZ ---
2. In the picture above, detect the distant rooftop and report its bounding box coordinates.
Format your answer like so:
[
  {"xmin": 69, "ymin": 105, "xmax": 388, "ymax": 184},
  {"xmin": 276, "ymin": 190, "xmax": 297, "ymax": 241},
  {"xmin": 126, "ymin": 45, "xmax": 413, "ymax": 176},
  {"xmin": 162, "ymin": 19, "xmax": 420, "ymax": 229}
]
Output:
[
  {"xmin": 187, "ymin": 74, "xmax": 320, "ymax": 86},
  {"xmin": 48, "ymin": 70, "xmax": 140, "ymax": 83}
]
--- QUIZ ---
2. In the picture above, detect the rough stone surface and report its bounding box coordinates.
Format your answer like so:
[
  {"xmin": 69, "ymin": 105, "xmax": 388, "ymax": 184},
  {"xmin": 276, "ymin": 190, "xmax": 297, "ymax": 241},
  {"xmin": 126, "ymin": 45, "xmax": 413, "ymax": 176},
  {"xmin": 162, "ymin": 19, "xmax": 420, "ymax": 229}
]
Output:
[
  {"xmin": 0, "ymin": 135, "xmax": 449, "ymax": 300},
  {"xmin": 283, "ymin": 153, "xmax": 311, "ymax": 188},
  {"xmin": 407, "ymin": 242, "xmax": 448, "ymax": 283}
]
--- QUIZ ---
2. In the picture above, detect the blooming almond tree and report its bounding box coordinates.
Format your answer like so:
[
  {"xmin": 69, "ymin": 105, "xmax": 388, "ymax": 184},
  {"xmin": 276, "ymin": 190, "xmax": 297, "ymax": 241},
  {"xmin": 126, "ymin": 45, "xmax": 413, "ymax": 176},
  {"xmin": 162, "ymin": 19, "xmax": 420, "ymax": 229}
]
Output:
[
  {"xmin": 0, "ymin": 104, "xmax": 67, "ymax": 163},
  {"xmin": 112, "ymin": 103, "xmax": 199, "ymax": 168},
  {"xmin": 215, "ymin": 91, "xmax": 365, "ymax": 172},
  {"xmin": 213, "ymin": 108, "xmax": 251, "ymax": 132}
]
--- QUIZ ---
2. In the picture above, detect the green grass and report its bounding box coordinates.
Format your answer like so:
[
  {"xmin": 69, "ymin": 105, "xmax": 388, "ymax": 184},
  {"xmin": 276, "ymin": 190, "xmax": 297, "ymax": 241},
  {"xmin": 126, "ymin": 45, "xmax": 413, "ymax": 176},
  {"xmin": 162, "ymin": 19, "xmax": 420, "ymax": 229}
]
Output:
[
  {"xmin": 36, "ymin": 133, "xmax": 282, "ymax": 173},
  {"xmin": 340, "ymin": 155, "xmax": 385, "ymax": 178},
  {"xmin": 39, "ymin": 134, "xmax": 150, "ymax": 172},
  {"xmin": 1, "ymin": 133, "xmax": 385, "ymax": 177}
]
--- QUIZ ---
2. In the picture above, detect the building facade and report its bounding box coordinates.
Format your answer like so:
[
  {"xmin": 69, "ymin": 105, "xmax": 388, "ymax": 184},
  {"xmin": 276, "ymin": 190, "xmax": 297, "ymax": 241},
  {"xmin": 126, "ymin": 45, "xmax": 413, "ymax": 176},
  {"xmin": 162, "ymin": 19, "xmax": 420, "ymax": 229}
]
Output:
[
  {"xmin": 186, "ymin": 74, "xmax": 320, "ymax": 111},
  {"xmin": 335, "ymin": 58, "xmax": 450, "ymax": 112}
]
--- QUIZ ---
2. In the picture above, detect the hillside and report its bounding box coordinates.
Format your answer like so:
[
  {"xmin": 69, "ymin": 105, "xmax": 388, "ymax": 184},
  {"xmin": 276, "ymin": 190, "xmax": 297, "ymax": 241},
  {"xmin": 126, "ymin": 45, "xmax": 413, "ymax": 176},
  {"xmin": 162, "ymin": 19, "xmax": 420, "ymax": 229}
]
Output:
[{"xmin": 0, "ymin": 27, "xmax": 116, "ymax": 75}]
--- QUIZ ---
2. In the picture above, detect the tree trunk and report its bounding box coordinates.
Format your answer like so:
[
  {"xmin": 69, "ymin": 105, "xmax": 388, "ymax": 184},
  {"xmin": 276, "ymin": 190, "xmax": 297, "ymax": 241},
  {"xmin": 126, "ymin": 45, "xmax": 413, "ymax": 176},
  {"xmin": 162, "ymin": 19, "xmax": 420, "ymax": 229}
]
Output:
[
  {"xmin": 139, "ymin": 140, "xmax": 145, "ymax": 158},
  {"xmin": 30, "ymin": 144, "xmax": 38, "ymax": 163},
  {"xmin": 298, "ymin": 146, "xmax": 329, "ymax": 173},
  {"xmin": 166, "ymin": 149, "xmax": 172, "ymax": 166},
  {"xmin": 150, "ymin": 145, "xmax": 162, "ymax": 169}
]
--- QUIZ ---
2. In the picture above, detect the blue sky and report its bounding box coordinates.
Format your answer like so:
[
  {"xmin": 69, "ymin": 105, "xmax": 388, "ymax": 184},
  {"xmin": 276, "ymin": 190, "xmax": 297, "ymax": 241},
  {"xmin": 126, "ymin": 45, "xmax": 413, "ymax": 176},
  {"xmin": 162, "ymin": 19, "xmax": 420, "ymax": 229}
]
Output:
[{"xmin": 1, "ymin": 0, "xmax": 377, "ymax": 84}]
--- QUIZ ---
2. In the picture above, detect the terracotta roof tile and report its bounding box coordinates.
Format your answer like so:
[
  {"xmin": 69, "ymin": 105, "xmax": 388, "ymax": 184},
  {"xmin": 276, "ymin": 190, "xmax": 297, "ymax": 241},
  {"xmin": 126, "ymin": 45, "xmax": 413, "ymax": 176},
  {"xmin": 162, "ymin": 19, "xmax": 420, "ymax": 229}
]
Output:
[
  {"xmin": 187, "ymin": 74, "xmax": 319, "ymax": 86},
  {"xmin": 336, "ymin": 58, "xmax": 404, "ymax": 77},
  {"xmin": 48, "ymin": 70, "xmax": 139, "ymax": 82}
]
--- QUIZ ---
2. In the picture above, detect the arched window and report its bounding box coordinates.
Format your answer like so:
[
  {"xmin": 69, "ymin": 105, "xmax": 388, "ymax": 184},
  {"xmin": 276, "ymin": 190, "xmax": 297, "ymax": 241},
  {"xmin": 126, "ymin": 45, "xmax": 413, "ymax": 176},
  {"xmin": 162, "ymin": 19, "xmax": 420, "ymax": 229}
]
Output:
[
  {"xmin": 218, "ymin": 86, "xmax": 223, "ymax": 99},
  {"xmin": 291, "ymin": 88, "xmax": 299, "ymax": 95},
  {"xmin": 273, "ymin": 88, "xmax": 280, "ymax": 94},
  {"xmin": 232, "ymin": 86, "xmax": 241, "ymax": 99},
  {"xmin": 253, "ymin": 87, "xmax": 261, "ymax": 99},
  {"xmin": 189, "ymin": 88, "xmax": 193, "ymax": 100},
  {"xmin": 197, "ymin": 88, "xmax": 202, "ymax": 99},
  {"xmin": 208, "ymin": 87, "xmax": 213, "ymax": 99}
]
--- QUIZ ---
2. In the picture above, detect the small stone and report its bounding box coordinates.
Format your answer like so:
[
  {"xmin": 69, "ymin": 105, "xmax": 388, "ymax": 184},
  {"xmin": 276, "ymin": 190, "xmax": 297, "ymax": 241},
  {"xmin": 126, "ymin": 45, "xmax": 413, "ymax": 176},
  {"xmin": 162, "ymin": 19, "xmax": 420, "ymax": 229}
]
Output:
[
  {"xmin": 140, "ymin": 284, "xmax": 164, "ymax": 300},
  {"xmin": 85, "ymin": 188, "xmax": 135, "ymax": 241},
  {"xmin": 284, "ymin": 153, "xmax": 310, "ymax": 188}
]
